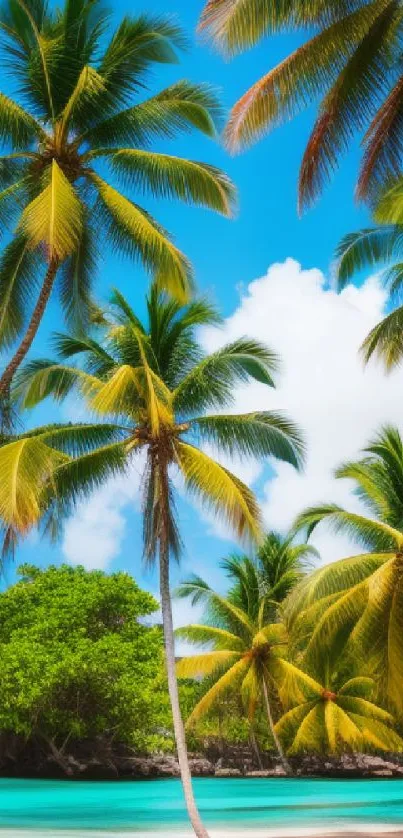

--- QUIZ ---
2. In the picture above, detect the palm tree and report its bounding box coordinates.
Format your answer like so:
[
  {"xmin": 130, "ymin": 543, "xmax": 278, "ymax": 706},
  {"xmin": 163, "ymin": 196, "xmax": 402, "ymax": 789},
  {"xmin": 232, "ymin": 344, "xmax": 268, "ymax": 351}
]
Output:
[
  {"xmin": 334, "ymin": 178, "xmax": 403, "ymax": 370},
  {"xmin": 176, "ymin": 567, "xmax": 311, "ymax": 774},
  {"xmin": 224, "ymin": 532, "xmax": 318, "ymax": 623},
  {"xmin": 198, "ymin": 0, "xmax": 403, "ymax": 210},
  {"xmin": 275, "ymin": 663, "xmax": 403, "ymax": 755},
  {"xmin": 288, "ymin": 425, "xmax": 403, "ymax": 718},
  {"xmin": 2, "ymin": 287, "xmax": 304, "ymax": 838},
  {"xmin": 0, "ymin": 0, "xmax": 235, "ymax": 404}
]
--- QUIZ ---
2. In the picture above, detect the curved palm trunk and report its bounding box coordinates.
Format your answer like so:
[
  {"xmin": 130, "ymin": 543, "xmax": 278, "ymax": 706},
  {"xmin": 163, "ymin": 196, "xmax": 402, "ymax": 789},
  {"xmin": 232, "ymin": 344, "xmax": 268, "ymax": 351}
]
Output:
[
  {"xmin": 159, "ymin": 548, "xmax": 210, "ymax": 838},
  {"xmin": 157, "ymin": 457, "xmax": 209, "ymax": 838},
  {"xmin": 0, "ymin": 257, "xmax": 60, "ymax": 398},
  {"xmin": 262, "ymin": 676, "xmax": 293, "ymax": 776}
]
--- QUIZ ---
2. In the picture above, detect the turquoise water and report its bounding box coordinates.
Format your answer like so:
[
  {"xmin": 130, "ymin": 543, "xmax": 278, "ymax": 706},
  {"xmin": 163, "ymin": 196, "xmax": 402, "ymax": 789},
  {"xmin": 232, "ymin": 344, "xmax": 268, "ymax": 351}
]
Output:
[{"xmin": 0, "ymin": 777, "xmax": 403, "ymax": 834}]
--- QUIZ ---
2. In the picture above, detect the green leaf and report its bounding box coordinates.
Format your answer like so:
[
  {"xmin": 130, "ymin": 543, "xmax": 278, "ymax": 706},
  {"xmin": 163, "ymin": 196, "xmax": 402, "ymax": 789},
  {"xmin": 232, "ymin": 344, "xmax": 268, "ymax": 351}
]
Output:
[
  {"xmin": 173, "ymin": 339, "xmax": 279, "ymax": 415},
  {"xmin": 192, "ymin": 411, "xmax": 305, "ymax": 469},
  {"xmin": 0, "ymin": 234, "xmax": 43, "ymax": 348},
  {"xmin": 108, "ymin": 149, "xmax": 236, "ymax": 216}
]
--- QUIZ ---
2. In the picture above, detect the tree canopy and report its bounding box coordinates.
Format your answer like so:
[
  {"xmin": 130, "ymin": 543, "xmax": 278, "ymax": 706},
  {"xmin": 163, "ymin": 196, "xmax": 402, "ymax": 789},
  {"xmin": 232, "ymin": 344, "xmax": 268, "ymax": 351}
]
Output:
[{"xmin": 0, "ymin": 563, "xmax": 170, "ymax": 752}]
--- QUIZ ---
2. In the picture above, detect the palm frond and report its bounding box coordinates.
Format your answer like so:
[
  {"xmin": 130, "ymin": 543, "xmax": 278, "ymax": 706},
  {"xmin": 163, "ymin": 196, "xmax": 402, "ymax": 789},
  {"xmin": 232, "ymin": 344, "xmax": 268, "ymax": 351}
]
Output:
[
  {"xmin": 338, "ymin": 676, "xmax": 375, "ymax": 699},
  {"xmin": 0, "ymin": 435, "xmax": 68, "ymax": 531},
  {"xmin": 12, "ymin": 360, "xmax": 99, "ymax": 408},
  {"xmin": 176, "ymin": 440, "xmax": 262, "ymax": 545},
  {"xmin": 224, "ymin": 4, "xmax": 379, "ymax": 152},
  {"xmin": 293, "ymin": 504, "xmax": 403, "ymax": 550},
  {"xmin": 90, "ymin": 174, "xmax": 193, "ymax": 302},
  {"xmin": 80, "ymin": 81, "xmax": 220, "ymax": 147},
  {"xmin": 0, "ymin": 91, "xmax": 44, "ymax": 147},
  {"xmin": 185, "ymin": 656, "xmax": 250, "ymax": 726},
  {"xmin": 51, "ymin": 441, "xmax": 128, "ymax": 513},
  {"xmin": 298, "ymin": 3, "xmax": 400, "ymax": 210},
  {"xmin": 284, "ymin": 552, "xmax": 388, "ymax": 628},
  {"xmin": 0, "ymin": 234, "xmax": 43, "ymax": 347},
  {"xmin": 176, "ymin": 650, "xmax": 241, "ymax": 679},
  {"xmin": 192, "ymin": 411, "xmax": 305, "ymax": 469},
  {"xmin": 198, "ymin": 0, "xmax": 287, "ymax": 55},
  {"xmin": 361, "ymin": 305, "xmax": 403, "ymax": 370},
  {"xmin": 175, "ymin": 623, "xmax": 245, "ymax": 650},
  {"xmin": 175, "ymin": 574, "xmax": 254, "ymax": 636},
  {"xmin": 57, "ymin": 221, "xmax": 97, "ymax": 334},
  {"xmin": 107, "ymin": 149, "xmax": 236, "ymax": 216},
  {"xmin": 334, "ymin": 226, "xmax": 403, "ymax": 290},
  {"xmin": 358, "ymin": 75, "xmax": 403, "ymax": 201},
  {"xmin": 19, "ymin": 160, "xmax": 83, "ymax": 259},
  {"xmin": 173, "ymin": 339, "xmax": 278, "ymax": 415}
]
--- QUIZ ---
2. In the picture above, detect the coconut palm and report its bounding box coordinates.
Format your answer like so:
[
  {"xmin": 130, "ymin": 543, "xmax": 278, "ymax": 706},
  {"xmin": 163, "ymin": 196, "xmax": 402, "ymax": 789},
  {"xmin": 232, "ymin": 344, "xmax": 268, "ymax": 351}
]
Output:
[
  {"xmin": 224, "ymin": 531, "xmax": 318, "ymax": 623},
  {"xmin": 0, "ymin": 0, "xmax": 235, "ymax": 405},
  {"xmin": 275, "ymin": 662, "xmax": 403, "ymax": 755},
  {"xmin": 198, "ymin": 0, "xmax": 403, "ymax": 210},
  {"xmin": 3, "ymin": 287, "xmax": 304, "ymax": 838},
  {"xmin": 288, "ymin": 425, "xmax": 403, "ymax": 717},
  {"xmin": 176, "ymin": 571, "xmax": 312, "ymax": 774}
]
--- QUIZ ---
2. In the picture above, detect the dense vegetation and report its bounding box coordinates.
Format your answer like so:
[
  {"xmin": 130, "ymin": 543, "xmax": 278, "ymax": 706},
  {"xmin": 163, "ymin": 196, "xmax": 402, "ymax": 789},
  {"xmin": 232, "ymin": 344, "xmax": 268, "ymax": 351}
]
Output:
[
  {"xmin": 0, "ymin": 564, "xmax": 172, "ymax": 769},
  {"xmin": 176, "ymin": 527, "xmax": 403, "ymax": 769}
]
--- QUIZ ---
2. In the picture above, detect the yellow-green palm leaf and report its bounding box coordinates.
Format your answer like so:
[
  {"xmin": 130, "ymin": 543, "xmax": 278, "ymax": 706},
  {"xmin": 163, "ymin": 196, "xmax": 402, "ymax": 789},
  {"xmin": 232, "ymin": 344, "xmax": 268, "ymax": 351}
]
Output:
[
  {"xmin": 0, "ymin": 437, "xmax": 68, "ymax": 531},
  {"xmin": 19, "ymin": 160, "xmax": 83, "ymax": 260},
  {"xmin": 175, "ymin": 440, "xmax": 262, "ymax": 545},
  {"xmin": 90, "ymin": 174, "xmax": 193, "ymax": 302}
]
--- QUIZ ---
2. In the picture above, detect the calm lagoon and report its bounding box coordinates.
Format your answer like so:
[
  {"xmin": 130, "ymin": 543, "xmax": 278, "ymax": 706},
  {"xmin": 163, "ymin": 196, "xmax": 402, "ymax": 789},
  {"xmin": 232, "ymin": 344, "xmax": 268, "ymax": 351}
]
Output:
[{"xmin": 0, "ymin": 777, "xmax": 403, "ymax": 836}]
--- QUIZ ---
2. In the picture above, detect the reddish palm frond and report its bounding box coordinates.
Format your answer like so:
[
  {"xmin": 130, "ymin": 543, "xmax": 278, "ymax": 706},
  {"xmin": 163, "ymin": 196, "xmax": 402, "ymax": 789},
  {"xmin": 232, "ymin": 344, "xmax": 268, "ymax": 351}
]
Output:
[{"xmin": 358, "ymin": 74, "xmax": 403, "ymax": 202}]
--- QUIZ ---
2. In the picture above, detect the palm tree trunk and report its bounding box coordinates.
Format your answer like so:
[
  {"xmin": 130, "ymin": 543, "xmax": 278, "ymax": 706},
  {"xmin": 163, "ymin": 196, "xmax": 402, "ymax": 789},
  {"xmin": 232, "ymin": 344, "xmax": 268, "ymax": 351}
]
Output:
[
  {"xmin": 0, "ymin": 257, "xmax": 60, "ymax": 398},
  {"xmin": 249, "ymin": 724, "xmax": 263, "ymax": 769},
  {"xmin": 159, "ymin": 548, "xmax": 210, "ymax": 838},
  {"xmin": 262, "ymin": 677, "xmax": 293, "ymax": 776},
  {"xmin": 158, "ymin": 457, "xmax": 210, "ymax": 838}
]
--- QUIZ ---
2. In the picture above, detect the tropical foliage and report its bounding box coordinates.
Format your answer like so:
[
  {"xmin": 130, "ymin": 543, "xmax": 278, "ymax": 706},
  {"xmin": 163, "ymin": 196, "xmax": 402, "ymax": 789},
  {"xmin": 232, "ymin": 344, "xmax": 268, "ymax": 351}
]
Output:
[
  {"xmin": 0, "ymin": 0, "xmax": 235, "ymax": 398},
  {"xmin": 223, "ymin": 532, "xmax": 318, "ymax": 623},
  {"xmin": 334, "ymin": 175, "xmax": 403, "ymax": 369},
  {"xmin": 177, "ymin": 517, "xmax": 403, "ymax": 758},
  {"xmin": 288, "ymin": 426, "xmax": 403, "ymax": 718},
  {"xmin": 199, "ymin": 0, "xmax": 403, "ymax": 210},
  {"xmin": 0, "ymin": 564, "xmax": 171, "ymax": 760},
  {"xmin": 276, "ymin": 666, "xmax": 403, "ymax": 755},
  {"xmin": 176, "ymin": 564, "xmax": 295, "ymax": 772}
]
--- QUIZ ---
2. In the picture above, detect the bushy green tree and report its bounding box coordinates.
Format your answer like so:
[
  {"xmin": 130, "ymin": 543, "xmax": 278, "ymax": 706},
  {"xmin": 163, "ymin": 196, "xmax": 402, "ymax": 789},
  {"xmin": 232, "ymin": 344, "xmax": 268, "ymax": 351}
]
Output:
[{"xmin": 0, "ymin": 564, "xmax": 170, "ymax": 755}]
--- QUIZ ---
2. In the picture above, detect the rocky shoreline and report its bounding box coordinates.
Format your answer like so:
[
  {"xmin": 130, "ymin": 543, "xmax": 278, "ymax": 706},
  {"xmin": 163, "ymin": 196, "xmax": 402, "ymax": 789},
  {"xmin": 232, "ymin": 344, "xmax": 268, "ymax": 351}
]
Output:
[{"xmin": 2, "ymin": 734, "xmax": 403, "ymax": 779}]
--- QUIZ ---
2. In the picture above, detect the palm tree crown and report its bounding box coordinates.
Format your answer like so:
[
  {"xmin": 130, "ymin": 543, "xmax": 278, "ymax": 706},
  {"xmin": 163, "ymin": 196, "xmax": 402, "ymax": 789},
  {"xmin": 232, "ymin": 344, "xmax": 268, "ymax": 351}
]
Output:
[
  {"xmin": 6, "ymin": 285, "xmax": 304, "ymax": 549},
  {"xmin": 176, "ymin": 571, "xmax": 297, "ymax": 772},
  {"xmin": 199, "ymin": 0, "xmax": 403, "ymax": 210},
  {"xmin": 219, "ymin": 532, "xmax": 317, "ymax": 623},
  {"xmin": 276, "ymin": 664, "xmax": 403, "ymax": 756},
  {"xmin": 0, "ymin": 0, "xmax": 235, "ymax": 397}
]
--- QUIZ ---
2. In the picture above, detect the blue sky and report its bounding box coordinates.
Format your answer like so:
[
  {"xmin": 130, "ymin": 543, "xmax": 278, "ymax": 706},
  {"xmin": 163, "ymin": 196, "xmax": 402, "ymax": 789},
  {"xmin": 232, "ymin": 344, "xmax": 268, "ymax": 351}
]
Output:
[{"xmin": 5, "ymin": 0, "xmax": 394, "ymax": 612}]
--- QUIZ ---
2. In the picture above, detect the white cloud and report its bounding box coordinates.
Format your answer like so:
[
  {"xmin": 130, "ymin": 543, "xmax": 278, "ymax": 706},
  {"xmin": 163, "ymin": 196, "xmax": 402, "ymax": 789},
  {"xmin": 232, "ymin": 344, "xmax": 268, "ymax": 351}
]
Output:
[
  {"xmin": 201, "ymin": 258, "xmax": 403, "ymax": 563},
  {"xmin": 62, "ymin": 461, "xmax": 144, "ymax": 570}
]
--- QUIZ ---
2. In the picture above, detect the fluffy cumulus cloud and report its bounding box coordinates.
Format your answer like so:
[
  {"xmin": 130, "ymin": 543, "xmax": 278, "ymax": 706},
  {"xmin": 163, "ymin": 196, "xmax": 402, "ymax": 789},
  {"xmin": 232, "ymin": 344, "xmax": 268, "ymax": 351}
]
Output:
[
  {"xmin": 61, "ymin": 257, "xmax": 403, "ymax": 577},
  {"xmin": 202, "ymin": 258, "xmax": 403, "ymax": 562},
  {"xmin": 62, "ymin": 464, "xmax": 144, "ymax": 570}
]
